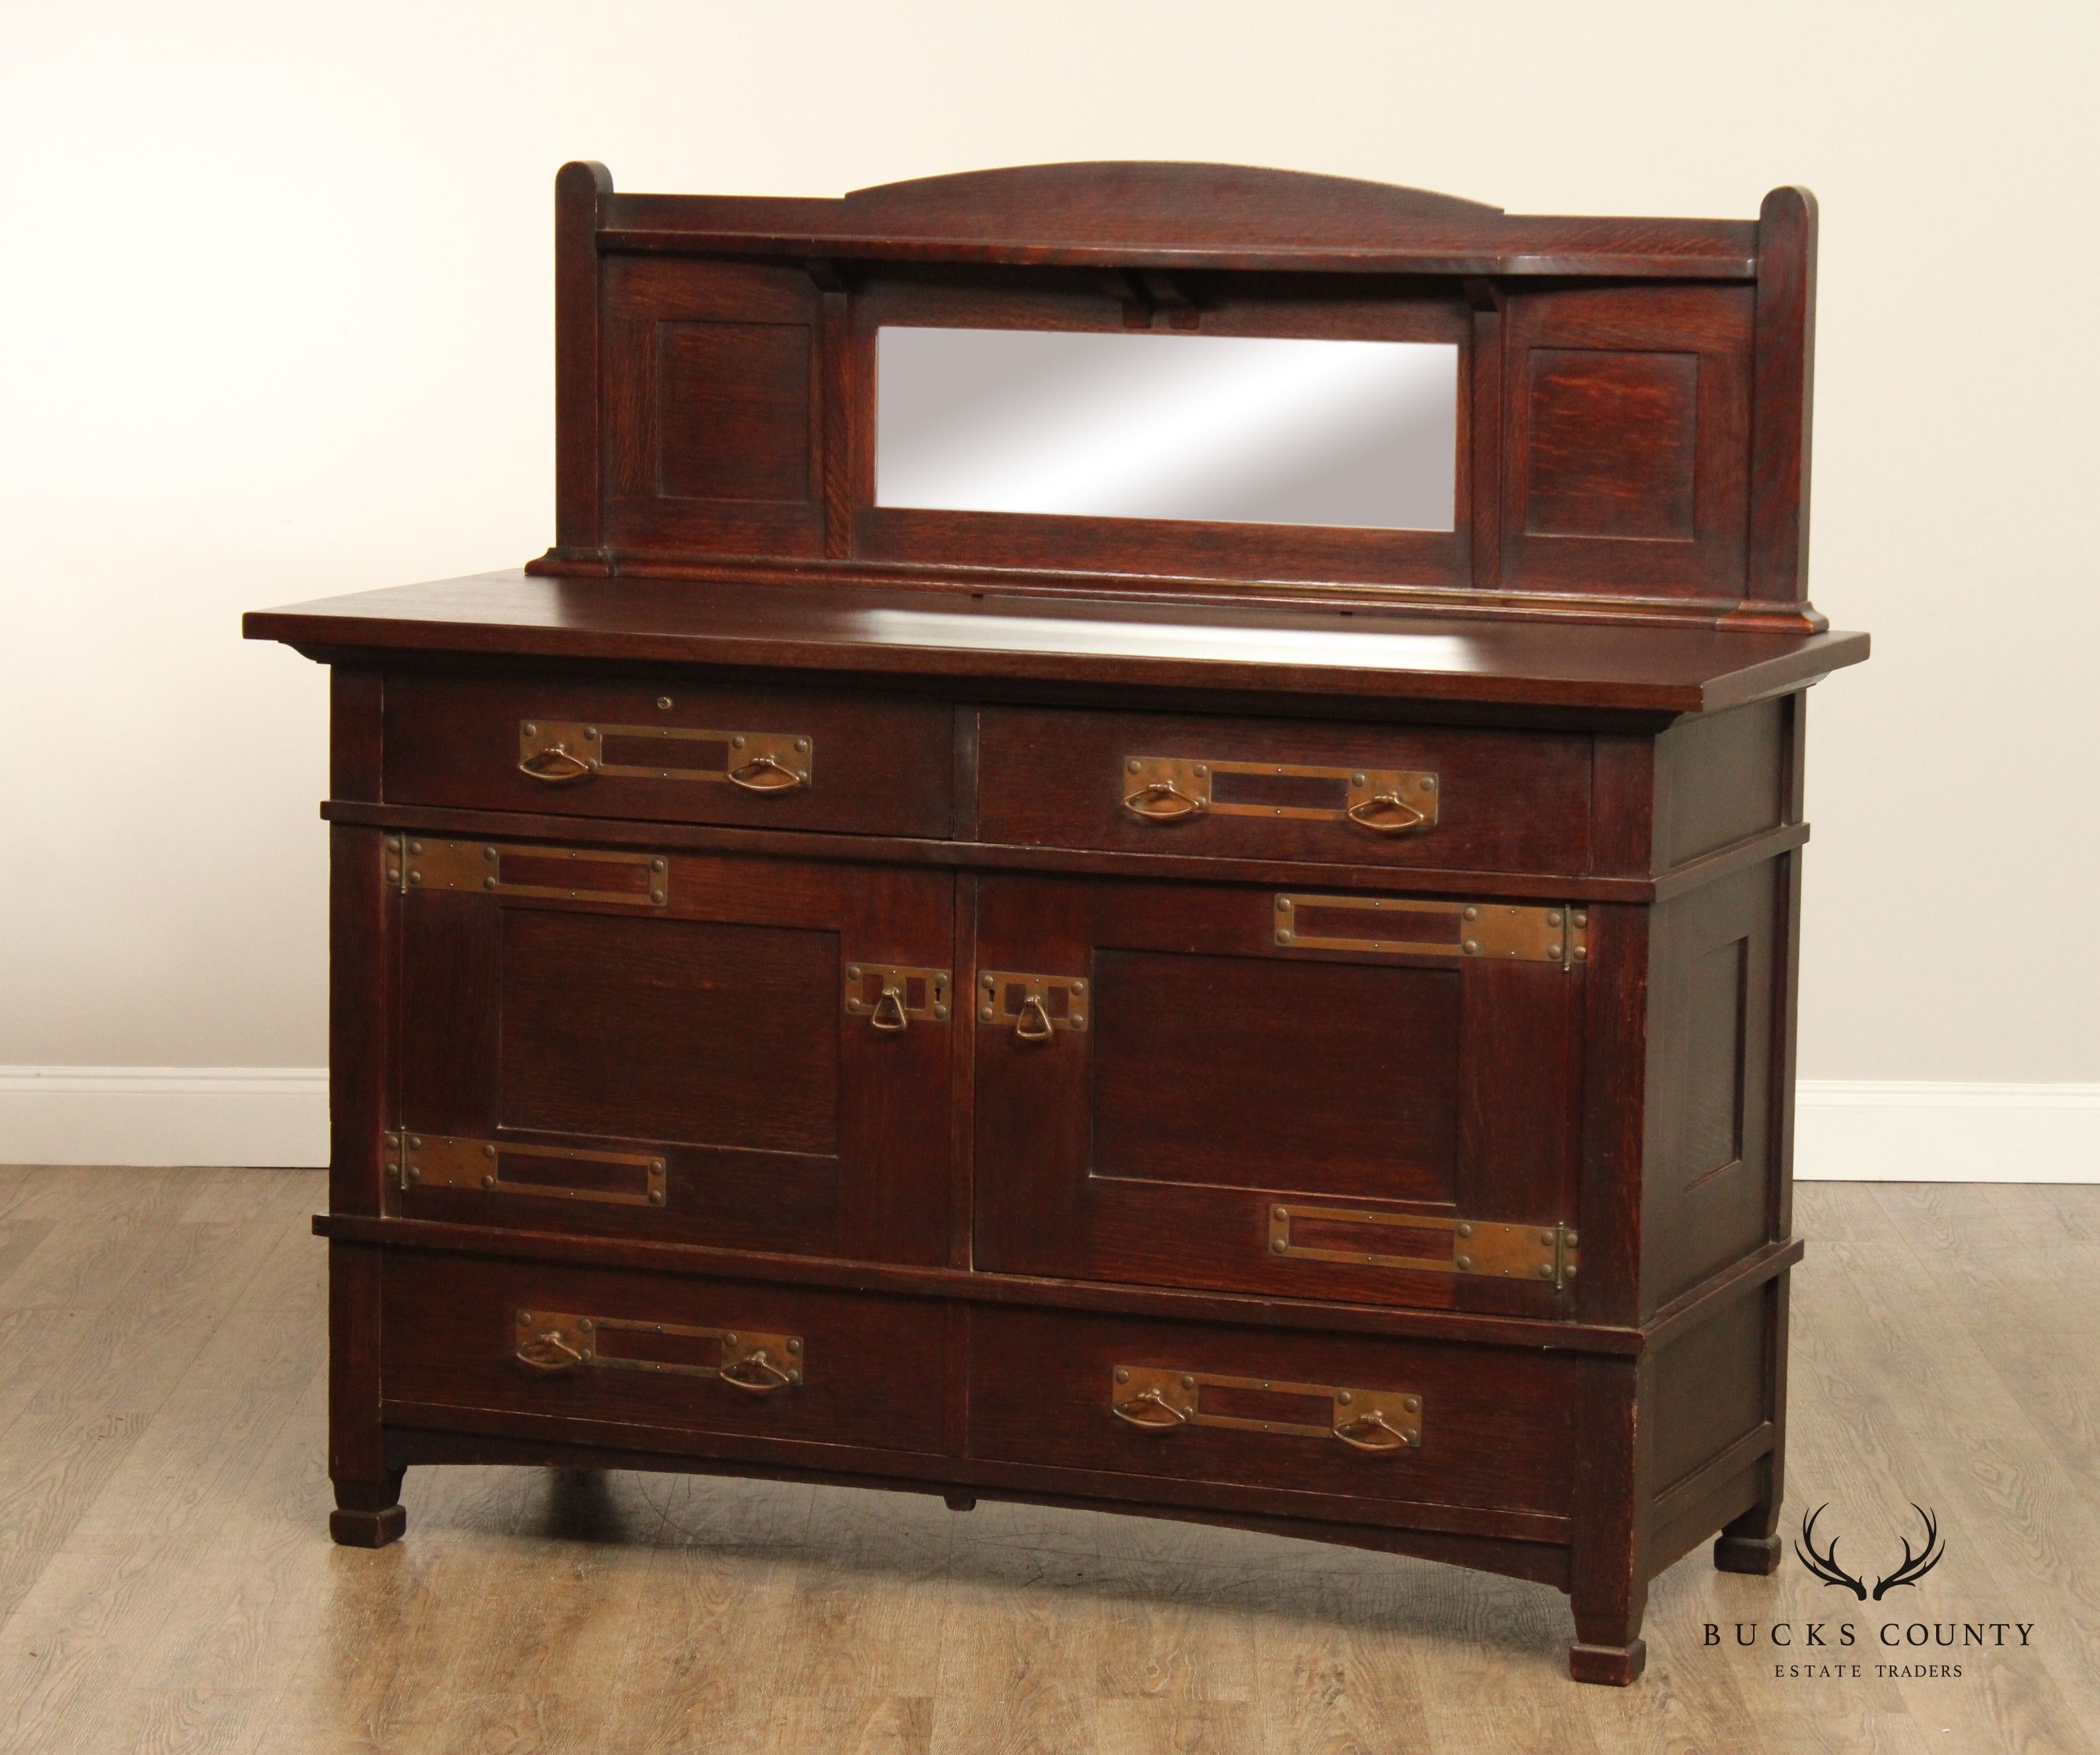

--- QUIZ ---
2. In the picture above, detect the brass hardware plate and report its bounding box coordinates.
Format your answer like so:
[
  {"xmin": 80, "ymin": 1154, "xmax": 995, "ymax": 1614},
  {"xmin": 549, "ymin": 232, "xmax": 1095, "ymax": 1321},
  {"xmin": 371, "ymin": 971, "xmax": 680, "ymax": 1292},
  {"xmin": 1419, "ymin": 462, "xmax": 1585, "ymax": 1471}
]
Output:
[
  {"xmin": 977, "ymin": 970, "xmax": 1088, "ymax": 1033},
  {"xmin": 519, "ymin": 720, "xmax": 813, "ymax": 789},
  {"xmin": 1267, "ymin": 1203, "xmax": 1579, "ymax": 1288},
  {"xmin": 1123, "ymin": 757, "xmax": 1438, "ymax": 830},
  {"xmin": 394, "ymin": 839, "xmax": 670, "ymax": 907},
  {"xmin": 513, "ymin": 1310, "xmax": 804, "ymax": 1386},
  {"xmin": 1273, "ymin": 894, "xmax": 1587, "ymax": 967},
  {"xmin": 843, "ymin": 963, "xmax": 952, "ymax": 1027},
  {"xmin": 391, "ymin": 1133, "xmax": 667, "ymax": 1207},
  {"xmin": 1111, "ymin": 1364, "xmax": 1423, "ymax": 1451}
]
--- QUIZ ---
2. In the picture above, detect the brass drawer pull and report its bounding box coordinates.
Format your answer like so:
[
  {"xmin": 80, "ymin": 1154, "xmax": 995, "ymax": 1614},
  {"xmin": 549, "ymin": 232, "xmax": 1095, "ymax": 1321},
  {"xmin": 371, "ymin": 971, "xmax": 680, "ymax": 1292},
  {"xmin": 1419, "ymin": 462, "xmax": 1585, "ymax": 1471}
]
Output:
[
  {"xmin": 1333, "ymin": 1409, "xmax": 1411, "ymax": 1453},
  {"xmin": 514, "ymin": 1310, "xmax": 804, "ymax": 1389},
  {"xmin": 516, "ymin": 1329, "xmax": 586, "ymax": 1372},
  {"xmin": 1345, "ymin": 792, "xmax": 1427, "ymax": 835},
  {"xmin": 1268, "ymin": 1203, "xmax": 1579, "ymax": 1289},
  {"xmin": 718, "ymin": 1349, "xmax": 796, "ymax": 1393},
  {"xmin": 979, "ymin": 971, "xmax": 1088, "ymax": 1040},
  {"xmin": 1123, "ymin": 778, "xmax": 1202, "ymax": 820},
  {"xmin": 518, "ymin": 742, "xmax": 594, "ymax": 784},
  {"xmin": 727, "ymin": 751, "xmax": 804, "ymax": 793},
  {"xmin": 1113, "ymin": 1384, "xmax": 1194, "ymax": 1431},
  {"xmin": 1110, "ymin": 1365, "xmax": 1422, "ymax": 1454},
  {"xmin": 844, "ymin": 963, "xmax": 952, "ymax": 1032},
  {"xmin": 518, "ymin": 721, "xmax": 813, "ymax": 792},
  {"xmin": 1121, "ymin": 757, "xmax": 1438, "ymax": 833}
]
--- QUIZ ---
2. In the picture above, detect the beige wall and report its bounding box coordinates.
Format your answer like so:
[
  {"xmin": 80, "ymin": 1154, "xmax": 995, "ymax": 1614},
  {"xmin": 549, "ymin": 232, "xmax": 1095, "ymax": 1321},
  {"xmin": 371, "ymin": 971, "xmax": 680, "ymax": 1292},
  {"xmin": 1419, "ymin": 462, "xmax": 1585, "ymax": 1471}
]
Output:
[{"xmin": 3, "ymin": 0, "xmax": 2095, "ymax": 1083}]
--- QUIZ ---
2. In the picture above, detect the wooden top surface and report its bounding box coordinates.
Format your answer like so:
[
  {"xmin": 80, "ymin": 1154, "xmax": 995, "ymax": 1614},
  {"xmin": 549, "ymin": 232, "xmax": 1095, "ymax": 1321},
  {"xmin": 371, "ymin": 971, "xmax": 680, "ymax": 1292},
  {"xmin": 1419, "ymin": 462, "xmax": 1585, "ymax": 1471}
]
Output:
[
  {"xmin": 246, "ymin": 570, "xmax": 1867, "ymax": 717},
  {"xmin": 596, "ymin": 161, "xmax": 1761, "ymax": 279}
]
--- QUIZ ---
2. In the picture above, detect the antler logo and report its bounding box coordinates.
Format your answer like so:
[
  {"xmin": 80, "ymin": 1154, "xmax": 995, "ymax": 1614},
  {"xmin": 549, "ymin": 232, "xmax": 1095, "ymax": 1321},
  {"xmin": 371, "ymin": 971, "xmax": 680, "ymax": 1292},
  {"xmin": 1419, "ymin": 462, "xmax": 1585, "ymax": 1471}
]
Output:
[{"xmin": 1795, "ymin": 1504, "xmax": 1945, "ymax": 1600}]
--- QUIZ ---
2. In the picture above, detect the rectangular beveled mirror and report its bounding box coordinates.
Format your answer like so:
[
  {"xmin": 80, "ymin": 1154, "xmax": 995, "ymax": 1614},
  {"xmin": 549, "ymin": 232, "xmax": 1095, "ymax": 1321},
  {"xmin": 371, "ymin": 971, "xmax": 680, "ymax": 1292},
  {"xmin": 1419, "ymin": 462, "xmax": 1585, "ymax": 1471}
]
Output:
[{"xmin": 874, "ymin": 327, "xmax": 1460, "ymax": 532}]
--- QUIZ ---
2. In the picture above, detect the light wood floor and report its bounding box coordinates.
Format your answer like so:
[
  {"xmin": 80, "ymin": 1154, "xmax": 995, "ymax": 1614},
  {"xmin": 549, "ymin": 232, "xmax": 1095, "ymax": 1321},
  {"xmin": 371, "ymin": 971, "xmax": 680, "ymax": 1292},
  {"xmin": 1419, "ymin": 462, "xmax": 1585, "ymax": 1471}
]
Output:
[{"xmin": 1, "ymin": 1170, "xmax": 2096, "ymax": 1753}]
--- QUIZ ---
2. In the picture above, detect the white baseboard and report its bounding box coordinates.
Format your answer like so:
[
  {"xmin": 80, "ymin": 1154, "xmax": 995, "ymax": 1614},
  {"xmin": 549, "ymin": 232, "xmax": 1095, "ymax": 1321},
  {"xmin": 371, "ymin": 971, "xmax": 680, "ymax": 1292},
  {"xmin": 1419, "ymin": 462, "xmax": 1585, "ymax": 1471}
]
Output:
[
  {"xmin": 1, "ymin": 1068, "xmax": 2095, "ymax": 1181},
  {"xmin": 0, "ymin": 1066, "xmax": 329, "ymax": 1169},
  {"xmin": 1793, "ymin": 1080, "xmax": 2100, "ymax": 1183}
]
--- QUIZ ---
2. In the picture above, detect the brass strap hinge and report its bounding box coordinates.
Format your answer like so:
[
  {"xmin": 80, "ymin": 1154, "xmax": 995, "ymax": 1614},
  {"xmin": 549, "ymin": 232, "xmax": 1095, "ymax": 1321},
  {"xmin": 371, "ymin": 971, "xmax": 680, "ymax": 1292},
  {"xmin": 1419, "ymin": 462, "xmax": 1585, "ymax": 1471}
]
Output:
[
  {"xmin": 1269, "ymin": 1204, "xmax": 1579, "ymax": 1288},
  {"xmin": 389, "ymin": 837, "xmax": 670, "ymax": 908},
  {"xmin": 391, "ymin": 1132, "xmax": 667, "ymax": 1207},
  {"xmin": 1274, "ymin": 894, "xmax": 1588, "ymax": 968}
]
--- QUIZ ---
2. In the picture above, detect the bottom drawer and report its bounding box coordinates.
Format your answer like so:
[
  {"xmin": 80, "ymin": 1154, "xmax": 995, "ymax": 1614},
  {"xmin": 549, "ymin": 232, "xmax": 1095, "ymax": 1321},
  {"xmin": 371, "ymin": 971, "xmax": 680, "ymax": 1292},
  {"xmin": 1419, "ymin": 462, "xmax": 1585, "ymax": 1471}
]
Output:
[
  {"xmin": 381, "ymin": 1253, "xmax": 948, "ymax": 1457},
  {"xmin": 967, "ymin": 1308, "xmax": 1575, "ymax": 1520}
]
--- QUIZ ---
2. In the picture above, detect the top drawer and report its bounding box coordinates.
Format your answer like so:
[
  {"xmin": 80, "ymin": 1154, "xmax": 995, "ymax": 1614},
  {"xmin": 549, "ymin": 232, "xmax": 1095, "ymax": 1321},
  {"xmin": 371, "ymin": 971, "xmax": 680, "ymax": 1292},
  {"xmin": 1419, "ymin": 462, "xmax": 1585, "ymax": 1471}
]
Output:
[
  {"xmin": 977, "ymin": 707, "xmax": 1591, "ymax": 874},
  {"xmin": 385, "ymin": 674, "xmax": 955, "ymax": 837}
]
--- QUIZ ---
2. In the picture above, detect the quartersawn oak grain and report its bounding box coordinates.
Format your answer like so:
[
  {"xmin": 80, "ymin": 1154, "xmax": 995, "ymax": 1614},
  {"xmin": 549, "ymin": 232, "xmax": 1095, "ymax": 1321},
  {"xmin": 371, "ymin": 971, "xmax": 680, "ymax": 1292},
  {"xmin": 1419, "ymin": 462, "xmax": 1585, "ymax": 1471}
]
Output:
[{"xmin": 243, "ymin": 159, "xmax": 1871, "ymax": 1690}]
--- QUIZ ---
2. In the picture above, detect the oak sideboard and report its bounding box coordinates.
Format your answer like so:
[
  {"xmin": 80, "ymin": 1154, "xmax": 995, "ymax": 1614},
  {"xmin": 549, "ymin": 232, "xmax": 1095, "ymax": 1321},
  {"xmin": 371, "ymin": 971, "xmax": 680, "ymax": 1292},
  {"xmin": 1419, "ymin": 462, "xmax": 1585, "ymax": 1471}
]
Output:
[{"xmin": 248, "ymin": 161, "xmax": 1867, "ymax": 1684}]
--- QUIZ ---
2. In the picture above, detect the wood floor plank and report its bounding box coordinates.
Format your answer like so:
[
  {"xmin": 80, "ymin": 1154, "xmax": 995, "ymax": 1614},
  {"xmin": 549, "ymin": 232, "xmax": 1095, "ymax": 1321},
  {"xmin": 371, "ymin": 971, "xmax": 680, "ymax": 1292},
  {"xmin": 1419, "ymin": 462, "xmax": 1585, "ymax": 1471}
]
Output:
[{"xmin": 0, "ymin": 1171, "xmax": 2095, "ymax": 1752}]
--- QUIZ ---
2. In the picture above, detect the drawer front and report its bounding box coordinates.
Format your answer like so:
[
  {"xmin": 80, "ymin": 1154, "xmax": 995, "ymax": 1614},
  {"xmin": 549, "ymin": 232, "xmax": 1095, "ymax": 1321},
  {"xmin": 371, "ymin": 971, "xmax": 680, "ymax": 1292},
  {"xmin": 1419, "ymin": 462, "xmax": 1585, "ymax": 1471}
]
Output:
[
  {"xmin": 971, "ymin": 874, "xmax": 1585, "ymax": 1317},
  {"xmin": 386, "ymin": 673, "xmax": 954, "ymax": 836},
  {"xmin": 382, "ymin": 1253, "xmax": 948, "ymax": 1456},
  {"xmin": 394, "ymin": 840, "xmax": 953, "ymax": 1266},
  {"xmin": 969, "ymin": 1308, "xmax": 1575, "ymax": 1522},
  {"xmin": 977, "ymin": 706, "xmax": 1591, "ymax": 873}
]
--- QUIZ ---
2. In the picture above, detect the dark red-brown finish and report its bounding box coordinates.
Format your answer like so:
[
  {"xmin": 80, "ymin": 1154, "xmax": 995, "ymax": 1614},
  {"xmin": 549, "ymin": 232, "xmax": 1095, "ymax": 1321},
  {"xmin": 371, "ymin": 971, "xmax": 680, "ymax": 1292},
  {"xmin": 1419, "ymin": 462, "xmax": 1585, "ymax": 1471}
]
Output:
[
  {"xmin": 250, "ymin": 161, "xmax": 1866, "ymax": 1688},
  {"xmin": 976, "ymin": 706, "xmax": 1593, "ymax": 874},
  {"xmin": 393, "ymin": 848, "xmax": 952, "ymax": 1263},
  {"xmin": 384, "ymin": 669, "xmax": 954, "ymax": 837}
]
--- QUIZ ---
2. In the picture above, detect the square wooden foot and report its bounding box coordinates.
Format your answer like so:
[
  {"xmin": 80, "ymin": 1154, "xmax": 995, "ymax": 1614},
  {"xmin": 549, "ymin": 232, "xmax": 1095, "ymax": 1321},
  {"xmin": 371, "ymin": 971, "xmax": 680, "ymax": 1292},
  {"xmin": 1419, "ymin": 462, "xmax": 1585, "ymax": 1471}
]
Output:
[
  {"xmin": 330, "ymin": 1503, "xmax": 407, "ymax": 1548},
  {"xmin": 1569, "ymin": 1638, "xmax": 1647, "ymax": 1686},
  {"xmin": 330, "ymin": 1470, "xmax": 407, "ymax": 1548},
  {"xmin": 943, "ymin": 1491, "xmax": 978, "ymax": 1512},
  {"xmin": 1714, "ymin": 1531, "xmax": 1783, "ymax": 1575}
]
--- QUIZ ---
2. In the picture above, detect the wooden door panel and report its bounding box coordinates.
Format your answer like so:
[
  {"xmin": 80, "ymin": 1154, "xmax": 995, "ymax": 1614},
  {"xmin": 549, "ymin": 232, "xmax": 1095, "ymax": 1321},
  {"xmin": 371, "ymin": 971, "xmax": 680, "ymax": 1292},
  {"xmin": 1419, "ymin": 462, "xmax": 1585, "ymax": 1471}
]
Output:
[
  {"xmin": 498, "ymin": 910, "xmax": 841, "ymax": 1153},
  {"xmin": 1092, "ymin": 950, "xmax": 1460, "ymax": 1201},
  {"xmin": 397, "ymin": 842, "xmax": 952, "ymax": 1265},
  {"xmin": 973, "ymin": 874, "xmax": 1582, "ymax": 1316}
]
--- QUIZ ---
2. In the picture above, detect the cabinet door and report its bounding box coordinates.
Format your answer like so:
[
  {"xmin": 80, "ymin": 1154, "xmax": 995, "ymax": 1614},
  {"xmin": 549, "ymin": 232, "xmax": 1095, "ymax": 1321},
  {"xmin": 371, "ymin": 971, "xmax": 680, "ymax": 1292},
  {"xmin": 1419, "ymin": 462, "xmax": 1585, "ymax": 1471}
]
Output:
[
  {"xmin": 973, "ymin": 876, "xmax": 1583, "ymax": 1315},
  {"xmin": 396, "ymin": 839, "xmax": 952, "ymax": 1265}
]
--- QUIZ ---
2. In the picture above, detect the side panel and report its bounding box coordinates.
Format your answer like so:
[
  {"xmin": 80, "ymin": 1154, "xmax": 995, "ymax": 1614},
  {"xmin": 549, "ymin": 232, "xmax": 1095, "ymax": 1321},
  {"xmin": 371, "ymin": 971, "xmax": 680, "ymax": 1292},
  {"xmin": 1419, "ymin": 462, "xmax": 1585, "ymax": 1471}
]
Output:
[{"xmin": 1639, "ymin": 859, "xmax": 1781, "ymax": 1312}]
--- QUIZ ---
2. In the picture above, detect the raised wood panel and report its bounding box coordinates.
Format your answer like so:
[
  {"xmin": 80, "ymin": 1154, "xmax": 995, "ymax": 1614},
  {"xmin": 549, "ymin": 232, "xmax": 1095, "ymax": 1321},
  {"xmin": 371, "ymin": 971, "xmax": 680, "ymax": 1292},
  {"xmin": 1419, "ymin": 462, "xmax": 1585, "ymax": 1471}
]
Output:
[
  {"xmin": 498, "ymin": 911, "xmax": 841, "ymax": 1154},
  {"xmin": 1500, "ymin": 285, "xmax": 1754, "ymax": 603},
  {"xmin": 1639, "ymin": 860, "xmax": 1778, "ymax": 1313},
  {"xmin": 602, "ymin": 256, "xmax": 825, "ymax": 555},
  {"xmin": 1678, "ymin": 936, "xmax": 1747, "ymax": 1181},
  {"xmin": 656, "ymin": 320, "xmax": 812, "ymax": 504},
  {"xmin": 1091, "ymin": 950, "xmax": 1460, "ymax": 1201},
  {"xmin": 1523, "ymin": 350, "xmax": 1699, "ymax": 541}
]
